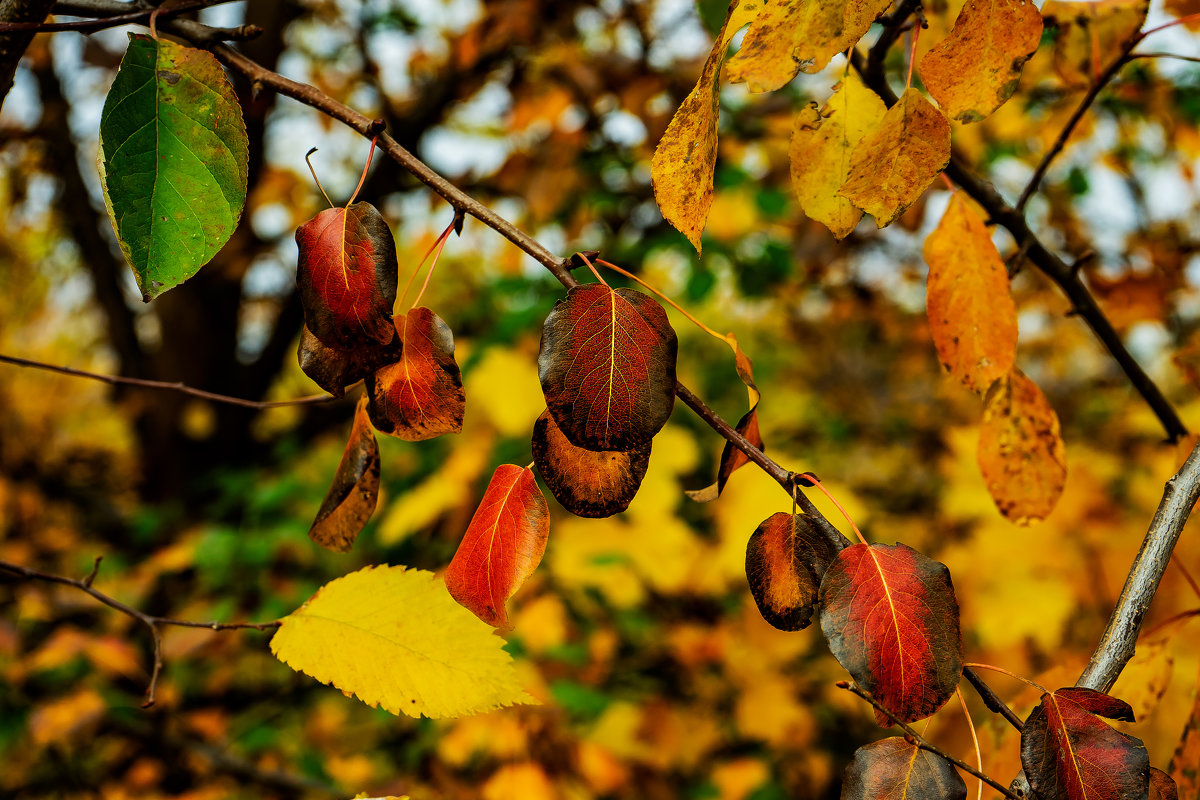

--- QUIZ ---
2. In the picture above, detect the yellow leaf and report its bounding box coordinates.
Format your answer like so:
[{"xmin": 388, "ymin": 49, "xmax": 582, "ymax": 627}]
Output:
[
  {"xmin": 1043, "ymin": 0, "xmax": 1148, "ymax": 88},
  {"xmin": 650, "ymin": 0, "xmax": 760, "ymax": 253},
  {"xmin": 790, "ymin": 71, "xmax": 887, "ymax": 239},
  {"xmin": 918, "ymin": 0, "xmax": 1043, "ymax": 123},
  {"xmin": 1111, "ymin": 635, "xmax": 1175, "ymax": 721},
  {"xmin": 977, "ymin": 368, "xmax": 1067, "ymax": 525},
  {"xmin": 923, "ymin": 194, "xmax": 1018, "ymax": 393},
  {"xmin": 838, "ymin": 89, "xmax": 951, "ymax": 228},
  {"xmin": 726, "ymin": 0, "xmax": 892, "ymax": 92},
  {"xmin": 270, "ymin": 565, "xmax": 535, "ymax": 719}
]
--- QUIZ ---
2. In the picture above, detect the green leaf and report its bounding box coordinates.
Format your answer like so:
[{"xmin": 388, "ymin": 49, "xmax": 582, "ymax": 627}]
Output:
[{"xmin": 99, "ymin": 33, "xmax": 249, "ymax": 301}]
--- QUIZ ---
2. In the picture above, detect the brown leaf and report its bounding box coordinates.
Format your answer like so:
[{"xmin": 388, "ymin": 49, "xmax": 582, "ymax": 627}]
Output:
[
  {"xmin": 1152, "ymin": 768, "xmax": 1179, "ymax": 800},
  {"xmin": 842, "ymin": 737, "xmax": 967, "ymax": 800},
  {"xmin": 918, "ymin": 0, "xmax": 1043, "ymax": 123},
  {"xmin": 650, "ymin": 0, "xmax": 759, "ymax": 252},
  {"xmin": 367, "ymin": 307, "xmax": 465, "ymax": 441},
  {"xmin": 923, "ymin": 194, "xmax": 1018, "ymax": 393},
  {"xmin": 839, "ymin": 89, "xmax": 951, "ymax": 228},
  {"xmin": 532, "ymin": 409, "xmax": 650, "ymax": 518},
  {"xmin": 297, "ymin": 324, "xmax": 398, "ymax": 397},
  {"xmin": 309, "ymin": 396, "xmax": 380, "ymax": 553},
  {"xmin": 977, "ymin": 368, "xmax": 1067, "ymax": 525}
]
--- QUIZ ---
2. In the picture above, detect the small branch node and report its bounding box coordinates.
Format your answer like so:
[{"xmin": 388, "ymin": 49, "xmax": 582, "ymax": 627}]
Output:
[{"xmin": 83, "ymin": 556, "xmax": 103, "ymax": 588}]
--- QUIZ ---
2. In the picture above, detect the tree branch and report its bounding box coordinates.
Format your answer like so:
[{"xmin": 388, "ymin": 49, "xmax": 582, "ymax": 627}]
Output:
[
  {"xmin": 0, "ymin": 558, "xmax": 280, "ymax": 707},
  {"xmin": 0, "ymin": 0, "xmax": 54, "ymax": 108},
  {"xmin": 0, "ymin": 352, "xmax": 337, "ymax": 410}
]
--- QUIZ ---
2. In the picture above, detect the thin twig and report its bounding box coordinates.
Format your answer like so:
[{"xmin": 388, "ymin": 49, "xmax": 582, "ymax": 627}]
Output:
[
  {"xmin": 0, "ymin": 0, "xmax": 238, "ymax": 32},
  {"xmin": 836, "ymin": 681, "xmax": 1022, "ymax": 800},
  {"xmin": 0, "ymin": 353, "xmax": 337, "ymax": 410},
  {"xmin": 0, "ymin": 559, "xmax": 280, "ymax": 707},
  {"xmin": 963, "ymin": 666, "xmax": 1024, "ymax": 732}
]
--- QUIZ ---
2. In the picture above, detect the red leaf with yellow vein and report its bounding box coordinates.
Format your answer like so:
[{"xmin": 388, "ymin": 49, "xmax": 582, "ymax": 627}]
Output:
[
  {"xmin": 297, "ymin": 324, "xmax": 398, "ymax": 397},
  {"xmin": 745, "ymin": 512, "xmax": 838, "ymax": 632},
  {"xmin": 308, "ymin": 396, "xmax": 380, "ymax": 553},
  {"xmin": 531, "ymin": 409, "xmax": 649, "ymax": 518},
  {"xmin": 539, "ymin": 284, "xmax": 677, "ymax": 451},
  {"xmin": 923, "ymin": 194, "xmax": 1018, "ymax": 394},
  {"xmin": 977, "ymin": 368, "xmax": 1067, "ymax": 525},
  {"xmin": 296, "ymin": 201, "xmax": 398, "ymax": 349},
  {"xmin": 1021, "ymin": 687, "xmax": 1149, "ymax": 800},
  {"xmin": 818, "ymin": 542, "xmax": 962, "ymax": 724},
  {"xmin": 445, "ymin": 464, "xmax": 550, "ymax": 628},
  {"xmin": 841, "ymin": 737, "xmax": 967, "ymax": 800},
  {"xmin": 367, "ymin": 307, "xmax": 465, "ymax": 441}
]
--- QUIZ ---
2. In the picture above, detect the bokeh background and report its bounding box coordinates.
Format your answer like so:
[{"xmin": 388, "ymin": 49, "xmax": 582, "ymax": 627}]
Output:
[{"xmin": 4, "ymin": 0, "xmax": 1200, "ymax": 797}]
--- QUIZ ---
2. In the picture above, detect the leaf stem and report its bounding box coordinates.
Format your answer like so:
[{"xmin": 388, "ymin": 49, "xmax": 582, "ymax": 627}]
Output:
[
  {"xmin": 574, "ymin": 251, "xmax": 610, "ymax": 288},
  {"xmin": 410, "ymin": 222, "xmax": 451, "ymax": 310},
  {"xmin": 963, "ymin": 662, "xmax": 1047, "ymax": 694},
  {"xmin": 1141, "ymin": 13, "xmax": 1200, "ymax": 37},
  {"xmin": 801, "ymin": 472, "xmax": 869, "ymax": 546},
  {"xmin": 398, "ymin": 217, "xmax": 456, "ymax": 309},
  {"xmin": 957, "ymin": 687, "xmax": 983, "ymax": 800},
  {"xmin": 304, "ymin": 147, "xmax": 334, "ymax": 209},
  {"xmin": 595, "ymin": 258, "xmax": 727, "ymax": 342},
  {"xmin": 346, "ymin": 134, "xmax": 379, "ymax": 208}
]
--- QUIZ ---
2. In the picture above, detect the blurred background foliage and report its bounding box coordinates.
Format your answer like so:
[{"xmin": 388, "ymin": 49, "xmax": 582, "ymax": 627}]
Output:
[{"xmin": 3, "ymin": 0, "xmax": 1200, "ymax": 797}]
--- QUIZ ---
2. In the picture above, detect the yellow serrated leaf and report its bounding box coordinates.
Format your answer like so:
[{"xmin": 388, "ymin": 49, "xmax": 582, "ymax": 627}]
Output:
[
  {"xmin": 919, "ymin": 0, "xmax": 1042, "ymax": 123},
  {"xmin": 923, "ymin": 194, "xmax": 1018, "ymax": 393},
  {"xmin": 790, "ymin": 71, "xmax": 887, "ymax": 239},
  {"xmin": 727, "ymin": 0, "xmax": 892, "ymax": 91},
  {"xmin": 977, "ymin": 369, "xmax": 1067, "ymax": 525},
  {"xmin": 650, "ymin": 0, "xmax": 760, "ymax": 253},
  {"xmin": 838, "ymin": 89, "xmax": 950, "ymax": 228},
  {"xmin": 270, "ymin": 565, "xmax": 536, "ymax": 719}
]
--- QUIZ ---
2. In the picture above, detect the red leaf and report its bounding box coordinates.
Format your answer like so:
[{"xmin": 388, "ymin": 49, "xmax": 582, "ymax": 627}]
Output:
[
  {"xmin": 367, "ymin": 307, "xmax": 465, "ymax": 441},
  {"xmin": 308, "ymin": 396, "xmax": 380, "ymax": 553},
  {"xmin": 296, "ymin": 201, "xmax": 399, "ymax": 349},
  {"xmin": 1021, "ymin": 687, "xmax": 1150, "ymax": 800},
  {"xmin": 538, "ymin": 284, "xmax": 677, "ymax": 451},
  {"xmin": 745, "ymin": 512, "xmax": 837, "ymax": 631},
  {"xmin": 819, "ymin": 543, "xmax": 963, "ymax": 724},
  {"xmin": 445, "ymin": 465, "xmax": 550, "ymax": 628},
  {"xmin": 531, "ymin": 409, "xmax": 650, "ymax": 518},
  {"xmin": 841, "ymin": 737, "xmax": 967, "ymax": 800},
  {"xmin": 297, "ymin": 324, "xmax": 398, "ymax": 397}
]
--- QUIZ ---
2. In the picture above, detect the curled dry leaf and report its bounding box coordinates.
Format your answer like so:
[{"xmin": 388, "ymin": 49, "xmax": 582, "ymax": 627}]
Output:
[
  {"xmin": 309, "ymin": 396, "xmax": 380, "ymax": 553},
  {"xmin": 841, "ymin": 737, "xmax": 967, "ymax": 800},
  {"xmin": 297, "ymin": 324, "xmax": 398, "ymax": 397},
  {"xmin": 745, "ymin": 512, "xmax": 838, "ymax": 631},
  {"xmin": 923, "ymin": 194, "xmax": 1018, "ymax": 394},
  {"xmin": 539, "ymin": 284, "xmax": 677, "ymax": 452},
  {"xmin": 531, "ymin": 409, "xmax": 650, "ymax": 518},
  {"xmin": 839, "ymin": 89, "xmax": 951, "ymax": 228},
  {"xmin": 726, "ymin": 0, "xmax": 892, "ymax": 92},
  {"xmin": 650, "ymin": 0, "xmax": 759, "ymax": 252},
  {"xmin": 1021, "ymin": 687, "xmax": 1149, "ymax": 800},
  {"xmin": 918, "ymin": 0, "xmax": 1043, "ymax": 123},
  {"xmin": 445, "ymin": 465, "xmax": 551, "ymax": 628},
  {"xmin": 977, "ymin": 368, "xmax": 1067, "ymax": 525},
  {"xmin": 368, "ymin": 307, "xmax": 465, "ymax": 441},
  {"xmin": 790, "ymin": 71, "xmax": 887, "ymax": 240},
  {"xmin": 687, "ymin": 332, "xmax": 761, "ymax": 502},
  {"xmin": 296, "ymin": 201, "xmax": 399, "ymax": 349},
  {"xmin": 819, "ymin": 542, "xmax": 963, "ymax": 724},
  {"xmin": 98, "ymin": 34, "xmax": 249, "ymax": 301}
]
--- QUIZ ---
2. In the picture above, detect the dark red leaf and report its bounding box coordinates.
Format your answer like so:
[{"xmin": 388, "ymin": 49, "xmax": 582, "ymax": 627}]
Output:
[
  {"xmin": 1151, "ymin": 768, "xmax": 1178, "ymax": 800},
  {"xmin": 745, "ymin": 512, "xmax": 837, "ymax": 631},
  {"xmin": 1022, "ymin": 687, "xmax": 1150, "ymax": 800},
  {"xmin": 445, "ymin": 464, "xmax": 550, "ymax": 628},
  {"xmin": 819, "ymin": 542, "xmax": 963, "ymax": 724},
  {"xmin": 308, "ymin": 396, "xmax": 380, "ymax": 553},
  {"xmin": 367, "ymin": 307, "xmax": 465, "ymax": 441},
  {"xmin": 538, "ymin": 284, "xmax": 677, "ymax": 451},
  {"xmin": 531, "ymin": 409, "xmax": 650, "ymax": 518},
  {"xmin": 842, "ymin": 737, "xmax": 967, "ymax": 800},
  {"xmin": 296, "ymin": 201, "xmax": 398, "ymax": 349},
  {"xmin": 297, "ymin": 324, "xmax": 398, "ymax": 397}
]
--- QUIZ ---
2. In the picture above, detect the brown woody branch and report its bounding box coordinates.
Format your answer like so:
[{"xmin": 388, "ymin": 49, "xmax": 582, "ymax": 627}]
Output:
[
  {"xmin": 0, "ymin": 352, "xmax": 338, "ymax": 410},
  {"xmin": 0, "ymin": 0, "xmax": 54, "ymax": 107},
  {"xmin": 836, "ymin": 680, "xmax": 1022, "ymax": 800},
  {"xmin": 0, "ymin": 558, "xmax": 280, "ymax": 706}
]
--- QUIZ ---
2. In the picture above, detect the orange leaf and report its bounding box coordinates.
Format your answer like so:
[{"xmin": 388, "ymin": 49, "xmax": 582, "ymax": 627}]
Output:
[
  {"xmin": 367, "ymin": 307, "xmax": 465, "ymax": 441},
  {"xmin": 531, "ymin": 409, "xmax": 650, "ymax": 518},
  {"xmin": 923, "ymin": 194, "xmax": 1018, "ymax": 394},
  {"xmin": 1152, "ymin": 768, "xmax": 1180, "ymax": 800},
  {"xmin": 745, "ymin": 512, "xmax": 838, "ymax": 631},
  {"xmin": 309, "ymin": 396, "xmax": 380, "ymax": 552},
  {"xmin": 918, "ymin": 0, "xmax": 1042, "ymax": 123},
  {"xmin": 445, "ymin": 464, "xmax": 551, "ymax": 627},
  {"xmin": 839, "ymin": 89, "xmax": 951, "ymax": 228},
  {"xmin": 977, "ymin": 368, "xmax": 1067, "ymax": 525}
]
